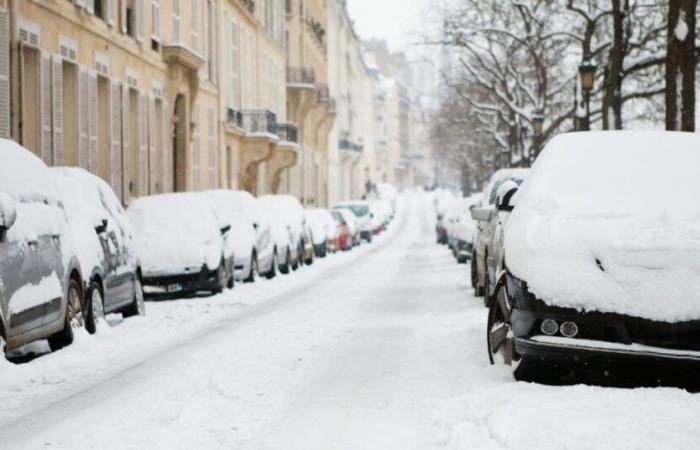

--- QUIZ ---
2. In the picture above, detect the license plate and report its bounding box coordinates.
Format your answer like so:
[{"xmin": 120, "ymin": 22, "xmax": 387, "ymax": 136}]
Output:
[{"xmin": 165, "ymin": 284, "xmax": 182, "ymax": 292}]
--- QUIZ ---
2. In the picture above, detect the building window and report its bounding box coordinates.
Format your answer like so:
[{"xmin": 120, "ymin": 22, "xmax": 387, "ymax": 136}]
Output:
[
  {"xmin": 190, "ymin": 0, "xmax": 198, "ymax": 52},
  {"xmin": 172, "ymin": 0, "xmax": 180, "ymax": 42},
  {"xmin": 207, "ymin": 107, "xmax": 215, "ymax": 188},
  {"xmin": 228, "ymin": 18, "xmax": 238, "ymax": 108},
  {"xmin": 151, "ymin": 0, "xmax": 160, "ymax": 50}
]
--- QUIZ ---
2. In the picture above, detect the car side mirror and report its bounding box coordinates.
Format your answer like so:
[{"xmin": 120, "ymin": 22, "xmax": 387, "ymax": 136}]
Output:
[
  {"xmin": 95, "ymin": 218, "xmax": 108, "ymax": 234},
  {"xmin": 0, "ymin": 193, "xmax": 17, "ymax": 232},
  {"xmin": 496, "ymin": 181, "xmax": 519, "ymax": 212},
  {"xmin": 220, "ymin": 224, "xmax": 232, "ymax": 235},
  {"xmin": 470, "ymin": 207, "xmax": 492, "ymax": 222},
  {"xmin": 252, "ymin": 222, "xmax": 259, "ymax": 230}
]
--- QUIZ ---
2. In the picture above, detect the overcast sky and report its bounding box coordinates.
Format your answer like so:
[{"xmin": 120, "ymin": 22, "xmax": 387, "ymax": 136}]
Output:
[{"xmin": 346, "ymin": 0, "xmax": 433, "ymax": 52}]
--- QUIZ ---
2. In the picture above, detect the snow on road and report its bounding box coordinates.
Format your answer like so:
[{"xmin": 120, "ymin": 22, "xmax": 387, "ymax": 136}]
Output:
[{"xmin": 1, "ymin": 193, "xmax": 699, "ymax": 449}]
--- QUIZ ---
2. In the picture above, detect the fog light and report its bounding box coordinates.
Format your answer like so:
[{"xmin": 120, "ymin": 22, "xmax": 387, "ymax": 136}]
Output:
[
  {"xmin": 540, "ymin": 319, "xmax": 558, "ymax": 336},
  {"xmin": 560, "ymin": 321, "xmax": 579, "ymax": 338}
]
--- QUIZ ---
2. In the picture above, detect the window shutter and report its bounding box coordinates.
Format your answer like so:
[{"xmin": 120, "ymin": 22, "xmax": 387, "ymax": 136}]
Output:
[
  {"xmin": 161, "ymin": 99, "xmax": 169, "ymax": 192},
  {"xmin": 76, "ymin": 0, "xmax": 87, "ymax": 8},
  {"xmin": 148, "ymin": 95, "xmax": 156, "ymax": 193},
  {"xmin": 87, "ymin": 0, "xmax": 95, "ymax": 15},
  {"xmin": 88, "ymin": 71, "xmax": 98, "ymax": 173},
  {"xmin": 121, "ymin": 85, "xmax": 130, "ymax": 198},
  {"xmin": 137, "ymin": 91, "xmax": 146, "ymax": 195},
  {"xmin": 121, "ymin": 0, "xmax": 127, "ymax": 33},
  {"xmin": 0, "ymin": 8, "xmax": 10, "ymax": 139},
  {"xmin": 135, "ymin": 0, "xmax": 144, "ymax": 41},
  {"xmin": 109, "ymin": 80, "xmax": 122, "ymax": 197},
  {"xmin": 39, "ymin": 52, "xmax": 53, "ymax": 164},
  {"xmin": 78, "ymin": 67, "xmax": 90, "ymax": 169},
  {"xmin": 192, "ymin": 102, "xmax": 200, "ymax": 190},
  {"xmin": 107, "ymin": 0, "xmax": 116, "ymax": 26},
  {"xmin": 52, "ymin": 55, "xmax": 64, "ymax": 166},
  {"xmin": 207, "ymin": 107, "xmax": 215, "ymax": 189}
]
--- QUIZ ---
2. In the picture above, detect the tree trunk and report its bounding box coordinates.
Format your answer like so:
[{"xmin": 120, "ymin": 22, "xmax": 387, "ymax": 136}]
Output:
[
  {"xmin": 665, "ymin": 0, "xmax": 697, "ymax": 131},
  {"xmin": 603, "ymin": 0, "xmax": 627, "ymax": 130}
]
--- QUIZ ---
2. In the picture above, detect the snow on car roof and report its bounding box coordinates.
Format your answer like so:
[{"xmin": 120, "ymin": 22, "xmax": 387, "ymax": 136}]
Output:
[
  {"xmin": 505, "ymin": 131, "xmax": 700, "ymax": 322},
  {"xmin": 0, "ymin": 139, "xmax": 60, "ymax": 203}
]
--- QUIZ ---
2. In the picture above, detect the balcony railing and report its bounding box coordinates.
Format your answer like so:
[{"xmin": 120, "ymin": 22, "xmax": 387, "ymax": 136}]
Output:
[
  {"xmin": 287, "ymin": 66, "xmax": 316, "ymax": 84},
  {"xmin": 276, "ymin": 123, "xmax": 298, "ymax": 143},
  {"xmin": 316, "ymin": 84, "xmax": 330, "ymax": 103},
  {"xmin": 242, "ymin": 110, "xmax": 277, "ymax": 135},
  {"xmin": 240, "ymin": 0, "xmax": 255, "ymax": 14},
  {"xmin": 225, "ymin": 107, "xmax": 243, "ymax": 129},
  {"xmin": 339, "ymin": 139, "xmax": 363, "ymax": 153}
]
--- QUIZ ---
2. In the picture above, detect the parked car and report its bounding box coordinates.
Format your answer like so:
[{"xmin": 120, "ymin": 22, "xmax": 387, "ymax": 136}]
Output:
[
  {"xmin": 368, "ymin": 199, "xmax": 391, "ymax": 234},
  {"xmin": 127, "ymin": 193, "xmax": 234, "ymax": 299},
  {"xmin": 257, "ymin": 195, "xmax": 305, "ymax": 269},
  {"xmin": 444, "ymin": 193, "xmax": 482, "ymax": 264},
  {"xmin": 257, "ymin": 203, "xmax": 294, "ymax": 276},
  {"xmin": 52, "ymin": 167, "xmax": 144, "ymax": 332},
  {"xmin": 301, "ymin": 221, "xmax": 315, "ymax": 266},
  {"xmin": 304, "ymin": 209, "xmax": 337, "ymax": 257},
  {"xmin": 470, "ymin": 168, "xmax": 529, "ymax": 301},
  {"xmin": 0, "ymin": 140, "xmax": 86, "ymax": 353},
  {"xmin": 434, "ymin": 190, "xmax": 453, "ymax": 244},
  {"xmin": 332, "ymin": 210, "xmax": 355, "ymax": 250},
  {"xmin": 334, "ymin": 201, "xmax": 373, "ymax": 242},
  {"xmin": 225, "ymin": 190, "xmax": 277, "ymax": 280},
  {"xmin": 487, "ymin": 131, "xmax": 700, "ymax": 383}
]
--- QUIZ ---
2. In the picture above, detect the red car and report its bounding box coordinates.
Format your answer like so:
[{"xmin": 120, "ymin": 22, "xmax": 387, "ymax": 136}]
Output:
[{"xmin": 331, "ymin": 211, "xmax": 353, "ymax": 251}]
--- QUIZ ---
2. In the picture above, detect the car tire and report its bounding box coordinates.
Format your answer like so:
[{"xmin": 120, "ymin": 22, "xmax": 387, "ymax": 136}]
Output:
[
  {"xmin": 486, "ymin": 280, "xmax": 521, "ymax": 372},
  {"xmin": 227, "ymin": 261, "xmax": 235, "ymax": 289},
  {"xmin": 212, "ymin": 259, "xmax": 226, "ymax": 294},
  {"xmin": 471, "ymin": 252, "xmax": 480, "ymax": 291},
  {"xmin": 290, "ymin": 248, "xmax": 300, "ymax": 271},
  {"xmin": 85, "ymin": 280, "xmax": 105, "ymax": 335},
  {"xmin": 245, "ymin": 252, "xmax": 259, "ymax": 283},
  {"xmin": 48, "ymin": 277, "xmax": 82, "ymax": 352},
  {"xmin": 265, "ymin": 250, "xmax": 278, "ymax": 280},
  {"xmin": 483, "ymin": 265, "xmax": 491, "ymax": 308},
  {"xmin": 123, "ymin": 276, "xmax": 146, "ymax": 318},
  {"xmin": 279, "ymin": 248, "xmax": 291, "ymax": 274}
]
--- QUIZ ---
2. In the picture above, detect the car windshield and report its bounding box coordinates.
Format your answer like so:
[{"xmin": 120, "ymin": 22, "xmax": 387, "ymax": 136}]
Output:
[{"xmin": 338, "ymin": 204, "xmax": 369, "ymax": 217}]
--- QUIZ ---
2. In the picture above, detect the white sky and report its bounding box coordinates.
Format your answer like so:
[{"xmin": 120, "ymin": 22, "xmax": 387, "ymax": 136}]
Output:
[{"xmin": 346, "ymin": 0, "xmax": 433, "ymax": 52}]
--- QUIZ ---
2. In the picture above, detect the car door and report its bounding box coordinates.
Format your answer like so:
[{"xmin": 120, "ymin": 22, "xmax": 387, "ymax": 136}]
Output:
[{"xmin": 99, "ymin": 191, "xmax": 136, "ymax": 310}]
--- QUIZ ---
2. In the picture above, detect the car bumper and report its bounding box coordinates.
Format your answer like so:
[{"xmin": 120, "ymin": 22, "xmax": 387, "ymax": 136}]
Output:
[
  {"xmin": 455, "ymin": 239, "xmax": 473, "ymax": 258},
  {"xmin": 142, "ymin": 269, "xmax": 220, "ymax": 299},
  {"xmin": 516, "ymin": 335, "xmax": 700, "ymax": 365}
]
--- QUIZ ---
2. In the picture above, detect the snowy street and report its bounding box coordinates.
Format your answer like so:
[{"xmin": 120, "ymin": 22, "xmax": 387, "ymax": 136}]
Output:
[{"xmin": 1, "ymin": 193, "xmax": 699, "ymax": 450}]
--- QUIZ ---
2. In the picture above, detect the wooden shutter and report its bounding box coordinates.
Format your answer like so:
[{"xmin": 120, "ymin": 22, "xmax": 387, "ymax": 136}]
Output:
[
  {"xmin": 137, "ymin": 91, "xmax": 147, "ymax": 195},
  {"xmin": 39, "ymin": 52, "xmax": 53, "ymax": 164},
  {"xmin": 87, "ymin": 0, "xmax": 95, "ymax": 14},
  {"xmin": 0, "ymin": 8, "xmax": 9, "ymax": 139},
  {"xmin": 162, "ymin": 99, "xmax": 169, "ymax": 192},
  {"xmin": 109, "ymin": 80, "xmax": 122, "ymax": 197},
  {"xmin": 77, "ymin": 67, "xmax": 89, "ymax": 169},
  {"xmin": 135, "ymin": 0, "xmax": 144, "ymax": 41},
  {"xmin": 88, "ymin": 72, "xmax": 98, "ymax": 173},
  {"xmin": 121, "ymin": 85, "xmax": 130, "ymax": 198},
  {"xmin": 107, "ymin": 0, "xmax": 116, "ymax": 26},
  {"xmin": 120, "ymin": 0, "xmax": 127, "ymax": 33},
  {"xmin": 148, "ymin": 95, "xmax": 156, "ymax": 193},
  {"xmin": 207, "ymin": 107, "xmax": 215, "ymax": 188},
  {"xmin": 52, "ymin": 56, "xmax": 64, "ymax": 166},
  {"xmin": 192, "ymin": 102, "xmax": 199, "ymax": 190},
  {"xmin": 76, "ymin": 0, "xmax": 87, "ymax": 8}
]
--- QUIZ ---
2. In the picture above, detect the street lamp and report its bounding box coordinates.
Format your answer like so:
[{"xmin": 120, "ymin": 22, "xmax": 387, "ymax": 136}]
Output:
[{"xmin": 578, "ymin": 59, "xmax": 597, "ymax": 131}]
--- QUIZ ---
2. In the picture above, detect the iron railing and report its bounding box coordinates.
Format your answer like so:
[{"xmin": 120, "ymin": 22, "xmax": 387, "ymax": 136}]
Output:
[
  {"xmin": 287, "ymin": 66, "xmax": 316, "ymax": 84},
  {"xmin": 242, "ymin": 110, "xmax": 277, "ymax": 135},
  {"xmin": 225, "ymin": 107, "xmax": 243, "ymax": 128},
  {"xmin": 276, "ymin": 123, "xmax": 298, "ymax": 143}
]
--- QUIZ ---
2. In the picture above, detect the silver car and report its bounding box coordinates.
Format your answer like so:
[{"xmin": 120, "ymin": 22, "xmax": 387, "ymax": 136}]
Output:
[{"xmin": 0, "ymin": 141, "xmax": 85, "ymax": 353}]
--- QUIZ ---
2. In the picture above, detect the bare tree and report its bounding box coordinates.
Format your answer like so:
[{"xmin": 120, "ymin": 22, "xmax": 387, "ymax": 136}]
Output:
[{"xmin": 665, "ymin": 0, "xmax": 697, "ymax": 131}]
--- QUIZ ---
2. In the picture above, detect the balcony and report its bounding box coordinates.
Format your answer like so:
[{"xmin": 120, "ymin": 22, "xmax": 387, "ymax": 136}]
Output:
[
  {"xmin": 161, "ymin": 44, "xmax": 205, "ymax": 72},
  {"xmin": 287, "ymin": 67, "xmax": 316, "ymax": 86},
  {"xmin": 242, "ymin": 110, "xmax": 277, "ymax": 135},
  {"xmin": 276, "ymin": 123, "xmax": 298, "ymax": 143},
  {"xmin": 240, "ymin": 0, "xmax": 255, "ymax": 15},
  {"xmin": 225, "ymin": 107, "xmax": 243, "ymax": 129}
]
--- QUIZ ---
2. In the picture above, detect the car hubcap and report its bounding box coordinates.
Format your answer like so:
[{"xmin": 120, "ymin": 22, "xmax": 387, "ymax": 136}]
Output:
[
  {"xmin": 92, "ymin": 288, "xmax": 104, "ymax": 325},
  {"xmin": 488, "ymin": 284, "xmax": 519, "ymax": 367},
  {"xmin": 68, "ymin": 284, "xmax": 83, "ymax": 328}
]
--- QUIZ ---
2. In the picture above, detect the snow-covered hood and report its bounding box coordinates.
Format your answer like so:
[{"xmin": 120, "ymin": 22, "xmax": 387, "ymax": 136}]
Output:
[{"xmin": 505, "ymin": 131, "xmax": 700, "ymax": 323}]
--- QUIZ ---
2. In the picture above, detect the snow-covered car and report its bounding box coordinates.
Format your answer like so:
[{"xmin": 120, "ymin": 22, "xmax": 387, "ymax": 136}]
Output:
[
  {"xmin": 304, "ymin": 209, "xmax": 337, "ymax": 257},
  {"xmin": 444, "ymin": 193, "xmax": 482, "ymax": 264},
  {"xmin": 127, "ymin": 193, "xmax": 234, "ymax": 299},
  {"xmin": 0, "ymin": 140, "xmax": 86, "ymax": 353},
  {"xmin": 487, "ymin": 131, "xmax": 700, "ymax": 383},
  {"xmin": 331, "ymin": 210, "xmax": 353, "ymax": 251},
  {"xmin": 257, "ymin": 198, "xmax": 294, "ymax": 276},
  {"xmin": 434, "ymin": 189, "xmax": 453, "ymax": 244},
  {"xmin": 52, "ymin": 167, "xmax": 144, "ymax": 330},
  {"xmin": 368, "ymin": 199, "xmax": 392, "ymax": 234},
  {"xmin": 377, "ymin": 183, "xmax": 398, "ymax": 216},
  {"xmin": 471, "ymin": 168, "xmax": 529, "ymax": 299},
  {"xmin": 334, "ymin": 201, "xmax": 373, "ymax": 242},
  {"xmin": 257, "ymin": 195, "xmax": 305, "ymax": 269}
]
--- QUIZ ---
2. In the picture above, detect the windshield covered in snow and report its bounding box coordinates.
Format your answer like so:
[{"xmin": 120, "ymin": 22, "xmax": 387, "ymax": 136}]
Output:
[{"xmin": 336, "ymin": 204, "xmax": 369, "ymax": 217}]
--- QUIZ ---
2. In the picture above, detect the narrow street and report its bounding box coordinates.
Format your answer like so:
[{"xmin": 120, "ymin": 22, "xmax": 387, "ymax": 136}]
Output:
[{"xmin": 0, "ymin": 194, "xmax": 698, "ymax": 450}]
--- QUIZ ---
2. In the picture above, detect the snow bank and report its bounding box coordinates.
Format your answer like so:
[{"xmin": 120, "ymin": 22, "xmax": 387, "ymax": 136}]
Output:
[
  {"xmin": 505, "ymin": 131, "xmax": 700, "ymax": 322},
  {"xmin": 127, "ymin": 193, "xmax": 223, "ymax": 274}
]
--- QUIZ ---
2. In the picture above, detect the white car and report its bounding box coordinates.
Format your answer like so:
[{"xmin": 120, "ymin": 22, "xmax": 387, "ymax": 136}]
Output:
[
  {"xmin": 127, "ymin": 193, "xmax": 234, "ymax": 298},
  {"xmin": 334, "ymin": 208, "xmax": 359, "ymax": 247},
  {"xmin": 334, "ymin": 201, "xmax": 373, "ymax": 242},
  {"xmin": 257, "ymin": 195, "xmax": 305, "ymax": 269},
  {"xmin": 444, "ymin": 193, "xmax": 482, "ymax": 264},
  {"xmin": 304, "ymin": 209, "xmax": 336, "ymax": 257},
  {"xmin": 52, "ymin": 167, "xmax": 144, "ymax": 330},
  {"xmin": 256, "ymin": 198, "xmax": 294, "ymax": 275}
]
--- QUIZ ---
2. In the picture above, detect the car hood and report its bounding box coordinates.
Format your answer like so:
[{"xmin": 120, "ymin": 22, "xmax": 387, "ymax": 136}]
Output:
[
  {"xmin": 505, "ymin": 209, "xmax": 700, "ymax": 322},
  {"xmin": 135, "ymin": 231, "xmax": 222, "ymax": 275}
]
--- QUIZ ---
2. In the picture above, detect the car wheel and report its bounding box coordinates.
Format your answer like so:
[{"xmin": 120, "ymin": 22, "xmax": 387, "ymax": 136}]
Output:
[
  {"xmin": 290, "ymin": 247, "xmax": 299, "ymax": 271},
  {"xmin": 85, "ymin": 280, "xmax": 105, "ymax": 335},
  {"xmin": 487, "ymin": 281, "xmax": 521, "ymax": 374},
  {"xmin": 483, "ymin": 266, "xmax": 491, "ymax": 308},
  {"xmin": 48, "ymin": 277, "xmax": 82, "ymax": 351},
  {"xmin": 471, "ymin": 253, "xmax": 479, "ymax": 290},
  {"xmin": 279, "ymin": 248, "xmax": 291, "ymax": 274},
  {"xmin": 123, "ymin": 277, "xmax": 146, "ymax": 318},
  {"xmin": 265, "ymin": 250, "xmax": 278, "ymax": 279},
  {"xmin": 212, "ymin": 260, "xmax": 226, "ymax": 294},
  {"xmin": 245, "ymin": 252, "xmax": 259, "ymax": 283},
  {"xmin": 227, "ymin": 261, "xmax": 235, "ymax": 289}
]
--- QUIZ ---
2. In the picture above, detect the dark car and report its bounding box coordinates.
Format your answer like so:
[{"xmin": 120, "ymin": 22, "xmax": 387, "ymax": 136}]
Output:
[
  {"xmin": 486, "ymin": 131, "xmax": 700, "ymax": 384},
  {"xmin": 52, "ymin": 168, "xmax": 145, "ymax": 331},
  {"xmin": 127, "ymin": 193, "xmax": 234, "ymax": 299},
  {"xmin": 0, "ymin": 141, "xmax": 86, "ymax": 353}
]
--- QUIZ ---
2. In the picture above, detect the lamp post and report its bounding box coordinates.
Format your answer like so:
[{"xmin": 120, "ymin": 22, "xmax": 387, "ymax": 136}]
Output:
[
  {"xmin": 531, "ymin": 110, "xmax": 545, "ymax": 164},
  {"xmin": 578, "ymin": 59, "xmax": 597, "ymax": 131}
]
